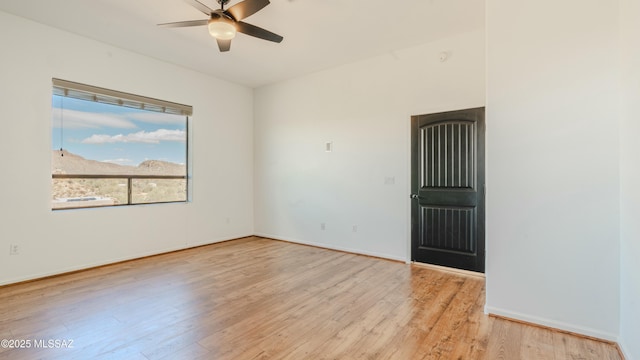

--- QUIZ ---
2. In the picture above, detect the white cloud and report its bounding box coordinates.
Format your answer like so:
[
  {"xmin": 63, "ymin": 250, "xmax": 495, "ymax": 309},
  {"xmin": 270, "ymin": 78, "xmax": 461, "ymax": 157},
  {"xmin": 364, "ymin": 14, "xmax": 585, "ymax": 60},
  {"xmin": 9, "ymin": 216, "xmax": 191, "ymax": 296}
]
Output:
[
  {"xmin": 52, "ymin": 109, "xmax": 137, "ymax": 129},
  {"xmin": 81, "ymin": 129, "xmax": 186, "ymax": 144}
]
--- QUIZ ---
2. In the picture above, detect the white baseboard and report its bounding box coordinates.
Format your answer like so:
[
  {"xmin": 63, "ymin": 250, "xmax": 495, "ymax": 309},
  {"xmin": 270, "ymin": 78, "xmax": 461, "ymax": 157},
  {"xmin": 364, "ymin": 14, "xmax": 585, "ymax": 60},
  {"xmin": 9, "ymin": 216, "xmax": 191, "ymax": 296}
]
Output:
[
  {"xmin": 254, "ymin": 232, "xmax": 407, "ymax": 263},
  {"xmin": 485, "ymin": 306, "xmax": 619, "ymax": 343},
  {"xmin": 0, "ymin": 234, "xmax": 254, "ymax": 286},
  {"xmin": 1, "ymin": 244, "xmax": 183, "ymax": 286},
  {"xmin": 619, "ymin": 340, "xmax": 633, "ymax": 360},
  {"xmin": 186, "ymin": 233, "xmax": 254, "ymax": 248}
]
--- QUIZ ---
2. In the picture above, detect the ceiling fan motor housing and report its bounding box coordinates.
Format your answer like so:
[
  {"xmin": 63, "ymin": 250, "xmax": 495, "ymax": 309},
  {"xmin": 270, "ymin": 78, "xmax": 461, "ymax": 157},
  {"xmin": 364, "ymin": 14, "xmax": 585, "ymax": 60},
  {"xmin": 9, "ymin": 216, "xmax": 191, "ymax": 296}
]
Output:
[{"xmin": 158, "ymin": 0, "xmax": 283, "ymax": 52}]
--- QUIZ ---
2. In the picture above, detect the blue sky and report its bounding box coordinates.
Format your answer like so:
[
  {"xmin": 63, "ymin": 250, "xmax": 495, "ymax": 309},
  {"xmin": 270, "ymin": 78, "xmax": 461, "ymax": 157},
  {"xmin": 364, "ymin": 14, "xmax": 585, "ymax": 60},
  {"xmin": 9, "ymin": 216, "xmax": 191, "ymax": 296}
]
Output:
[{"xmin": 52, "ymin": 95, "xmax": 187, "ymax": 166}]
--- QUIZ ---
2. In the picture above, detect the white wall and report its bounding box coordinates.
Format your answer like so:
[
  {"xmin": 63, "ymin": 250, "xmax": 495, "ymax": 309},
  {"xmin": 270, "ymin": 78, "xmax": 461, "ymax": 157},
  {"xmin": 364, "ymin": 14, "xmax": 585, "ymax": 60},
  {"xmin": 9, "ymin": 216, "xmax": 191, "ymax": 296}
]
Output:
[
  {"xmin": 253, "ymin": 29, "xmax": 485, "ymax": 261},
  {"xmin": 486, "ymin": 0, "xmax": 620, "ymax": 340},
  {"xmin": 0, "ymin": 11, "xmax": 254, "ymax": 285},
  {"xmin": 620, "ymin": 0, "xmax": 640, "ymax": 357}
]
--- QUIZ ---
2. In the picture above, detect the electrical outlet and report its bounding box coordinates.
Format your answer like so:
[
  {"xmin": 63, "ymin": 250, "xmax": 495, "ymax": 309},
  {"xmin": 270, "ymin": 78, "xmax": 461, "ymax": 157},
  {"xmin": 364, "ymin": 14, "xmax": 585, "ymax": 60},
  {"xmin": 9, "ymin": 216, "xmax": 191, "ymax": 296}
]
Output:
[
  {"xmin": 9, "ymin": 244, "xmax": 19, "ymax": 255},
  {"xmin": 225, "ymin": 217, "xmax": 231, "ymax": 224},
  {"xmin": 320, "ymin": 223, "xmax": 326, "ymax": 231},
  {"xmin": 352, "ymin": 225, "xmax": 358, "ymax": 232}
]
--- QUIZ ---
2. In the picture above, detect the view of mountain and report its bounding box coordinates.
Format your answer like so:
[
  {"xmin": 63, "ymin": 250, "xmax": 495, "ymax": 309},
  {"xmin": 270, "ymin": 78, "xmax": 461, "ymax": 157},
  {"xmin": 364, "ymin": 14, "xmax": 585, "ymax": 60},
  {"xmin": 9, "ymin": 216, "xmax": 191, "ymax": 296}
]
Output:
[
  {"xmin": 52, "ymin": 150, "xmax": 186, "ymax": 176},
  {"xmin": 51, "ymin": 150, "xmax": 187, "ymax": 208}
]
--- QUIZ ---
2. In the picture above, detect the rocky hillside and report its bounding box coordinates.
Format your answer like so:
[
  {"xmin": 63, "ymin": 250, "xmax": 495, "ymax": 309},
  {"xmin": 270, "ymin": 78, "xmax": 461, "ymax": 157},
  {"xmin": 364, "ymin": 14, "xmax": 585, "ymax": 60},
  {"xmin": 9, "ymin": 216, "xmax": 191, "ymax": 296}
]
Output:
[{"xmin": 52, "ymin": 150, "xmax": 186, "ymax": 176}]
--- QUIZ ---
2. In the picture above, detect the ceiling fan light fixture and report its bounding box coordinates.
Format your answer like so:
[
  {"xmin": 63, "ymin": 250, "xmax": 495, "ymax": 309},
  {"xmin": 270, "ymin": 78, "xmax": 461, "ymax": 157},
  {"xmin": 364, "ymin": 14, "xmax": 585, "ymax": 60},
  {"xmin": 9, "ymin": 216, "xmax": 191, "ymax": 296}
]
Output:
[
  {"xmin": 208, "ymin": 18, "xmax": 236, "ymax": 40},
  {"xmin": 159, "ymin": 0, "xmax": 283, "ymax": 52}
]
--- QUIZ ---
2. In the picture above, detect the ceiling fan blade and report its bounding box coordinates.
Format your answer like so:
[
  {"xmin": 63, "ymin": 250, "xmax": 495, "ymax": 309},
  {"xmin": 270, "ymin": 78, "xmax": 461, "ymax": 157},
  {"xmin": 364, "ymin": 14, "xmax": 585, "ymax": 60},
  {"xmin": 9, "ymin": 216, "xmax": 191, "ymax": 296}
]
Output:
[
  {"xmin": 226, "ymin": 0, "xmax": 270, "ymax": 21},
  {"xmin": 217, "ymin": 39, "xmax": 232, "ymax": 52},
  {"xmin": 158, "ymin": 19, "xmax": 209, "ymax": 28},
  {"xmin": 183, "ymin": 0, "xmax": 213, "ymax": 16},
  {"xmin": 236, "ymin": 21, "xmax": 283, "ymax": 43}
]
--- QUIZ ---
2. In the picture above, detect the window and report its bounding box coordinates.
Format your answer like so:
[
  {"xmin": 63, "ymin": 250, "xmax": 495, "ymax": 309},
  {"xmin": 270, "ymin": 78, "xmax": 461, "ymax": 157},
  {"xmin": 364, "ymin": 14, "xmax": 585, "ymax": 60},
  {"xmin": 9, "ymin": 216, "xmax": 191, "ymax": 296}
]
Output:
[{"xmin": 51, "ymin": 79, "xmax": 191, "ymax": 210}]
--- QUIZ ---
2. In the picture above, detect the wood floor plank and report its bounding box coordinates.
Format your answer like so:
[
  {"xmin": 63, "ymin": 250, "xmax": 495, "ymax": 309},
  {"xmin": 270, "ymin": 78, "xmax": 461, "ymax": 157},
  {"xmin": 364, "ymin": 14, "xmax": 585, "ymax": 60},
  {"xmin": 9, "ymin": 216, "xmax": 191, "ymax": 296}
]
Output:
[
  {"xmin": 154, "ymin": 343, "xmax": 210, "ymax": 360},
  {"xmin": 487, "ymin": 318, "xmax": 524, "ymax": 359},
  {"xmin": 281, "ymin": 266, "xmax": 427, "ymax": 360},
  {"xmin": 198, "ymin": 255, "xmax": 390, "ymax": 358},
  {"xmin": 417, "ymin": 278, "xmax": 485, "ymax": 359},
  {"xmin": 0, "ymin": 237, "xmax": 622, "ymax": 360},
  {"xmin": 520, "ymin": 325, "xmax": 555, "ymax": 359},
  {"xmin": 448, "ymin": 282, "xmax": 491, "ymax": 359},
  {"xmin": 374, "ymin": 271, "xmax": 468, "ymax": 359}
]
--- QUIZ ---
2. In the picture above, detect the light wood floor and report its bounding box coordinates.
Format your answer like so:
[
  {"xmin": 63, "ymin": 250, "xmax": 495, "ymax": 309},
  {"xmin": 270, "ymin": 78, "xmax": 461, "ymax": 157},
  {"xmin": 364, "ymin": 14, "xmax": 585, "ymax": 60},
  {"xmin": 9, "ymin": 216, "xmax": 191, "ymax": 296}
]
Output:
[{"xmin": 0, "ymin": 237, "xmax": 622, "ymax": 360}]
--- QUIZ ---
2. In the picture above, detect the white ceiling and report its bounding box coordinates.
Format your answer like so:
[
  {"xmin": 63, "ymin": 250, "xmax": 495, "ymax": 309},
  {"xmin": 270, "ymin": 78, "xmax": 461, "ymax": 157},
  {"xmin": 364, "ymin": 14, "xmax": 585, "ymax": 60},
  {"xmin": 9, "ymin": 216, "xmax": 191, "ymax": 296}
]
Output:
[{"xmin": 0, "ymin": 0, "xmax": 484, "ymax": 88}]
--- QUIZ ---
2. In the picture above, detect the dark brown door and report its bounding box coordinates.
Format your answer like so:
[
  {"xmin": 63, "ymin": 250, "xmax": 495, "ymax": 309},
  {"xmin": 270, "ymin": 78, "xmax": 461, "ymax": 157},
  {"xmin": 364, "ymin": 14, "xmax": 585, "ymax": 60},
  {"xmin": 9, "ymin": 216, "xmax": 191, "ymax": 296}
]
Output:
[{"xmin": 411, "ymin": 107, "xmax": 485, "ymax": 273}]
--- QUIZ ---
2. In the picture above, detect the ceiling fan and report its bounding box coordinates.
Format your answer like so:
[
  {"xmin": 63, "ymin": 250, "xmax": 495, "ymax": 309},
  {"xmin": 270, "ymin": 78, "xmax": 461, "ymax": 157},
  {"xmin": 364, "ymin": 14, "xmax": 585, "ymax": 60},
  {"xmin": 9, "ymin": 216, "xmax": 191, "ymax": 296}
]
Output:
[{"xmin": 158, "ymin": 0, "xmax": 283, "ymax": 52}]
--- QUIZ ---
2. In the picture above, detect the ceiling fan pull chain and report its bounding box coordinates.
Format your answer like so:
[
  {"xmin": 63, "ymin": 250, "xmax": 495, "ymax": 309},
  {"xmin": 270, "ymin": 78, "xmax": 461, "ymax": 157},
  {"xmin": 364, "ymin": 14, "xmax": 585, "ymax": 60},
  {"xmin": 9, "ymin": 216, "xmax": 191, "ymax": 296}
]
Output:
[{"xmin": 60, "ymin": 95, "xmax": 64, "ymax": 157}]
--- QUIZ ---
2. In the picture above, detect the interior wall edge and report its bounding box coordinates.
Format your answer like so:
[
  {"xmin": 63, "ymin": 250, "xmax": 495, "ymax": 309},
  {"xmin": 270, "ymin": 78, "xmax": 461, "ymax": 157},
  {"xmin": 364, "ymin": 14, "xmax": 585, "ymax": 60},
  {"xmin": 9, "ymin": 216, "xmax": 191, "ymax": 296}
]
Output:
[
  {"xmin": 485, "ymin": 306, "xmax": 619, "ymax": 343},
  {"xmin": 253, "ymin": 233, "xmax": 408, "ymax": 263},
  {"xmin": 620, "ymin": 341, "xmax": 634, "ymax": 360}
]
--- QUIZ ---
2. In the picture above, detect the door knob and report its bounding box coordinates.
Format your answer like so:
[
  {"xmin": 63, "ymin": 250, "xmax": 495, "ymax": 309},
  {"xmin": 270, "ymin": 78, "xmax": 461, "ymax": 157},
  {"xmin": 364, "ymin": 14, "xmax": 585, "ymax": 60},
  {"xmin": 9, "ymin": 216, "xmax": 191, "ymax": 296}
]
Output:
[{"xmin": 410, "ymin": 194, "xmax": 420, "ymax": 200}]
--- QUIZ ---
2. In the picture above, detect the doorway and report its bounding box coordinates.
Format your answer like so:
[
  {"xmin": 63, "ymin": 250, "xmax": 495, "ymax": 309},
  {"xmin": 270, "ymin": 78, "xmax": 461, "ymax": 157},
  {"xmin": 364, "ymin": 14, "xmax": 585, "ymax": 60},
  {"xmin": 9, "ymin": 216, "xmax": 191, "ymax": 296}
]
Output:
[{"xmin": 410, "ymin": 107, "xmax": 485, "ymax": 273}]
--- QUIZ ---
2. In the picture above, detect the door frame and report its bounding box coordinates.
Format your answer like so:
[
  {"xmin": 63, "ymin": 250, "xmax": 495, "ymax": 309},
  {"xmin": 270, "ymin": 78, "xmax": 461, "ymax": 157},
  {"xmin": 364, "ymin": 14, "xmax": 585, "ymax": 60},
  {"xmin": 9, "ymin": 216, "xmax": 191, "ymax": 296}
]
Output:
[{"xmin": 409, "ymin": 107, "xmax": 486, "ymax": 272}]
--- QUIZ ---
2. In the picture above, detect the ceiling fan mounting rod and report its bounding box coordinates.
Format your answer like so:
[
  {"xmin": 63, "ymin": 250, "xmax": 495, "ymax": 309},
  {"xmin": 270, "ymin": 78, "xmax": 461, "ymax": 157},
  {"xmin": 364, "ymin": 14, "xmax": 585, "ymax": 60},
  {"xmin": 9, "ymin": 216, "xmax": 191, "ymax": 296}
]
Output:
[{"xmin": 217, "ymin": 0, "xmax": 231, "ymax": 10}]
